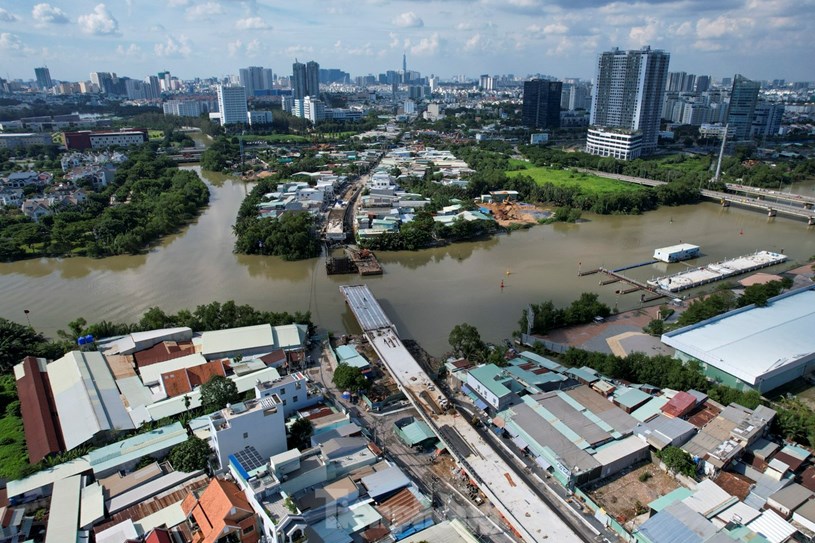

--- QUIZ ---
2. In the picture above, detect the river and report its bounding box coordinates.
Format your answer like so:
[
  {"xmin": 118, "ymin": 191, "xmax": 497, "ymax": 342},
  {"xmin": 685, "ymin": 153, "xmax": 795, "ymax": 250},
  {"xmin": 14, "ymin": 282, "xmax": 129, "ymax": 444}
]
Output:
[{"xmin": 1, "ymin": 167, "xmax": 813, "ymax": 356}]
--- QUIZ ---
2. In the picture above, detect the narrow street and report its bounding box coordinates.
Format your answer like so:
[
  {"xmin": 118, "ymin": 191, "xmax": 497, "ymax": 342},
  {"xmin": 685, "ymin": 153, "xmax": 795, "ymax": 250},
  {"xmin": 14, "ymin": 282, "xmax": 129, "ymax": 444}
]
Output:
[{"xmin": 307, "ymin": 341, "xmax": 521, "ymax": 543}]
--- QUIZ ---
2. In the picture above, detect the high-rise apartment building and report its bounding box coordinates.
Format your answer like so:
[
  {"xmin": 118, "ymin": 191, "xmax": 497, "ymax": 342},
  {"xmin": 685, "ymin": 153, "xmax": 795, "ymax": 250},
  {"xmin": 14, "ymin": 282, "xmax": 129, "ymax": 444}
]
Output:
[
  {"xmin": 726, "ymin": 74, "xmax": 760, "ymax": 140},
  {"xmin": 587, "ymin": 46, "xmax": 670, "ymax": 159},
  {"xmin": 90, "ymin": 72, "xmax": 115, "ymax": 94},
  {"xmin": 216, "ymin": 85, "xmax": 248, "ymax": 126},
  {"xmin": 239, "ymin": 66, "xmax": 274, "ymax": 97},
  {"xmin": 34, "ymin": 67, "xmax": 53, "ymax": 90},
  {"xmin": 522, "ymin": 79, "xmax": 562, "ymax": 129},
  {"xmin": 292, "ymin": 61, "xmax": 320, "ymax": 100},
  {"xmin": 306, "ymin": 61, "xmax": 320, "ymax": 98}
]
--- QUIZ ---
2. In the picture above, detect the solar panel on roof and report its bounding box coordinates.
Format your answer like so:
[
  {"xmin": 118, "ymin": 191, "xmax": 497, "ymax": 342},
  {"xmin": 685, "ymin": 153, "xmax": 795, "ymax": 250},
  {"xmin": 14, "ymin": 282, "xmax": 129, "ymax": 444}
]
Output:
[{"xmin": 233, "ymin": 446, "xmax": 265, "ymax": 472}]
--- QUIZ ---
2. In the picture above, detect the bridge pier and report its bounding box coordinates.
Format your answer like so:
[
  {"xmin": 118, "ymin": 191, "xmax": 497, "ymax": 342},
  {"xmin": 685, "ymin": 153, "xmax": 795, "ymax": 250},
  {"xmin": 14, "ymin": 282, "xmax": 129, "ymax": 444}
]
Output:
[
  {"xmin": 809, "ymin": 217, "xmax": 815, "ymax": 226},
  {"xmin": 720, "ymin": 199, "xmax": 730, "ymax": 207},
  {"xmin": 767, "ymin": 208, "xmax": 777, "ymax": 218}
]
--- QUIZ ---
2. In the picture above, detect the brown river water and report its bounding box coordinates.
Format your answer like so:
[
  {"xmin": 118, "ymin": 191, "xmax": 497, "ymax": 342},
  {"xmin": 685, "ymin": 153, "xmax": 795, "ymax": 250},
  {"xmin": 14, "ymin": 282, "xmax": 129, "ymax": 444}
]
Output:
[{"xmin": 1, "ymin": 167, "xmax": 813, "ymax": 356}]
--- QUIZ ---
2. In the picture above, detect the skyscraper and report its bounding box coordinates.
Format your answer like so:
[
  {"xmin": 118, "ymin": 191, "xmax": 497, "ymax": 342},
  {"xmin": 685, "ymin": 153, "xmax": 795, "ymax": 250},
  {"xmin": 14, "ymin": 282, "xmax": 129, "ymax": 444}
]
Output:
[
  {"xmin": 34, "ymin": 67, "xmax": 53, "ymax": 90},
  {"xmin": 292, "ymin": 61, "xmax": 319, "ymax": 100},
  {"xmin": 726, "ymin": 74, "xmax": 760, "ymax": 140},
  {"xmin": 216, "ymin": 85, "xmax": 248, "ymax": 126},
  {"xmin": 292, "ymin": 61, "xmax": 306, "ymax": 100},
  {"xmin": 306, "ymin": 61, "xmax": 320, "ymax": 98},
  {"xmin": 587, "ymin": 46, "xmax": 670, "ymax": 159},
  {"xmin": 522, "ymin": 79, "xmax": 562, "ymax": 129}
]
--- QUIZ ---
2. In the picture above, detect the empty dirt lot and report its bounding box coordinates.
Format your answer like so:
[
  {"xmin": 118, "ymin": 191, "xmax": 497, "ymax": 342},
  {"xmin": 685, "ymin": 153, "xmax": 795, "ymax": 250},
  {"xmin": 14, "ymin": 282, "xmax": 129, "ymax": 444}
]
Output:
[{"xmin": 587, "ymin": 463, "xmax": 680, "ymax": 526}]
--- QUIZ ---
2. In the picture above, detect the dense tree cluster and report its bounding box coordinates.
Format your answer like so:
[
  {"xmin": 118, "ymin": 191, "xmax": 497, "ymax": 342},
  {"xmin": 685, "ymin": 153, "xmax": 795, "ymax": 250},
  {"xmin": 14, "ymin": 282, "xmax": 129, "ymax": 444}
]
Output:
[
  {"xmin": 521, "ymin": 293, "xmax": 611, "ymax": 335},
  {"xmin": 200, "ymin": 136, "xmax": 240, "ymax": 172},
  {"xmin": 169, "ymin": 436, "xmax": 212, "ymax": 472},
  {"xmin": 676, "ymin": 279, "xmax": 792, "ymax": 327},
  {"xmin": 200, "ymin": 375, "xmax": 240, "ymax": 414},
  {"xmin": 232, "ymin": 176, "xmax": 322, "ymax": 260},
  {"xmin": 657, "ymin": 446, "xmax": 697, "ymax": 477},
  {"xmin": 360, "ymin": 209, "xmax": 496, "ymax": 252},
  {"xmin": 287, "ymin": 417, "xmax": 314, "ymax": 450},
  {"xmin": 0, "ymin": 146, "xmax": 209, "ymax": 261},
  {"xmin": 332, "ymin": 363, "xmax": 370, "ymax": 393}
]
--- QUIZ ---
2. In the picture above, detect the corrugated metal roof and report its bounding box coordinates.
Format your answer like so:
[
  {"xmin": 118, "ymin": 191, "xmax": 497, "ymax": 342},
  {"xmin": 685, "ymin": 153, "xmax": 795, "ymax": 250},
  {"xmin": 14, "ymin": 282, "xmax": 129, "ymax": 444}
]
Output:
[
  {"xmin": 648, "ymin": 487, "xmax": 694, "ymax": 512},
  {"xmin": 361, "ymin": 466, "xmax": 410, "ymax": 499},
  {"xmin": 88, "ymin": 422, "xmax": 187, "ymax": 475},
  {"xmin": 45, "ymin": 475, "xmax": 81, "ymax": 543},
  {"xmin": 637, "ymin": 502, "xmax": 716, "ymax": 543},
  {"xmin": 662, "ymin": 286, "xmax": 815, "ymax": 386},
  {"xmin": 273, "ymin": 324, "xmax": 307, "ymax": 350},
  {"xmin": 615, "ymin": 387, "xmax": 652, "ymax": 409},
  {"xmin": 632, "ymin": 396, "xmax": 669, "ymax": 422},
  {"xmin": 79, "ymin": 481, "xmax": 105, "ymax": 528},
  {"xmin": 139, "ymin": 353, "xmax": 207, "ymax": 386},
  {"xmin": 201, "ymin": 324, "xmax": 275, "ymax": 356},
  {"xmin": 715, "ymin": 500, "xmax": 761, "ymax": 525},
  {"xmin": 48, "ymin": 351, "xmax": 134, "ymax": 451},
  {"xmin": 468, "ymin": 365, "xmax": 512, "ymax": 399},
  {"xmin": 635, "ymin": 414, "xmax": 697, "ymax": 450},
  {"xmin": 398, "ymin": 420, "xmax": 437, "ymax": 447},
  {"xmin": 768, "ymin": 483, "xmax": 813, "ymax": 511},
  {"xmin": 592, "ymin": 435, "xmax": 648, "ymax": 466},
  {"xmin": 682, "ymin": 479, "xmax": 739, "ymax": 518},
  {"xmin": 747, "ymin": 509, "xmax": 797, "ymax": 543}
]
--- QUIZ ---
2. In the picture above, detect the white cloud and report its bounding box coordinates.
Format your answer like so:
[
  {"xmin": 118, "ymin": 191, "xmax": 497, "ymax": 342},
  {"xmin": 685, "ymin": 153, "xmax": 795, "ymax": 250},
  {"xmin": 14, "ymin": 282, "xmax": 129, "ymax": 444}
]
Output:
[
  {"xmin": 284, "ymin": 44, "xmax": 314, "ymax": 56},
  {"xmin": 393, "ymin": 11, "xmax": 423, "ymax": 28},
  {"xmin": 116, "ymin": 43, "xmax": 142, "ymax": 57},
  {"xmin": 0, "ymin": 32, "xmax": 25, "ymax": 53},
  {"xmin": 235, "ymin": 17, "xmax": 270, "ymax": 30},
  {"xmin": 629, "ymin": 18, "xmax": 660, "ymax": 45},
  {"xmin": 32, "ymin": 4, "xmax": 69, "ymax": 25},
  {"xmin": 544, "ymin": 22, "xmax": 569, "ymax": 34},
  {"xmin": 0, "ymin": 8, "xmax": 19, "ymax": 22},
  {"xmin": 168, "ymin": 0, "xmax": 190, "ymax": 6},
  {"xmin": 186, "ymin": 1, "xmax": 223, "ymax": 21},
  {"xmin": 155, "ymin": 35, "xmax": 191, "ymax": 57},
  {"xmin": 410, "ymin": 33, "xmax": 440, "ymax": 56},
  {"xmin": 388, "ymin": 32, "xmax": 400, "ymax": 48},
  {"xmin": 463, "ymin": 33, "xmax": 483, "ymax": 52},
  {"xmin": 78, "ymin": 4, "xmax": 119, "ymax": 35},
  {"xmin": 227, "ymin": 39, "xmax": 242, "ymax": 56}
]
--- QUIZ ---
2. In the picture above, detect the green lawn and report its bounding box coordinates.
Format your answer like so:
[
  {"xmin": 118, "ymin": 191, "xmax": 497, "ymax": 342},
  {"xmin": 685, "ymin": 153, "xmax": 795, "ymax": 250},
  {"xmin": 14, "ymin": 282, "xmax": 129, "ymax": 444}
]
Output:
[
  {"xmin": 508, "ymin": 158, "xmax": 531, "ymax": 170},
  {"xmin": 148, "ymin": 130, "xmax": 165, "ymax": 140},
  {"xmin": 506, "ymin": 166, "xmax": 647, "ymax": 196},
  {"xmin": 0, "ymin": 376, "xmax": 30, "ymax": 480}
]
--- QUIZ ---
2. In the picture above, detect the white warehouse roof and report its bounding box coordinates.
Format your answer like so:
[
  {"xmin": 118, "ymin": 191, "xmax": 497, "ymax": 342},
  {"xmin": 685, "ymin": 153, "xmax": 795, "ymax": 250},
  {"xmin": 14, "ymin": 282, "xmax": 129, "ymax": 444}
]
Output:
[
  {"xmin": 48, "ymin": 351, "xmax": 134, "ymax": 450},
  {"xmin": 662, "ymin": 286, "xmax": 815, "ymax": 387},
  {"xmin": 201, "ymin": 324, "xmax": 275, "ymax": 357}
]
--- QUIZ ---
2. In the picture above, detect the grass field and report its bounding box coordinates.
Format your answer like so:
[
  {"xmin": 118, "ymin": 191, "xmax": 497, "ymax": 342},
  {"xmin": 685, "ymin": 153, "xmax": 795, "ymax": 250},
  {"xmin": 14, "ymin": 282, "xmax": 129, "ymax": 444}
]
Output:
[
  {"xmin": 506, "ymin": 165, "xmax": 647, "ymax": 196},
  {"xmin": 0, "ymin": 376, "xmax": 29, "ymax": 480},
  {"xmin": 148, "ymin": 130, "xmax": 165, "ymax": 140}
]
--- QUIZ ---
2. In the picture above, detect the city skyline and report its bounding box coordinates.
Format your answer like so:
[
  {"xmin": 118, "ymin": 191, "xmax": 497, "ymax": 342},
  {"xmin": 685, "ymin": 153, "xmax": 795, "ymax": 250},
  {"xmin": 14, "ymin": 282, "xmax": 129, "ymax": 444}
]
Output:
[{"xmin": 0, "ymin": 0, "xmax": 813, "ymax": 83}]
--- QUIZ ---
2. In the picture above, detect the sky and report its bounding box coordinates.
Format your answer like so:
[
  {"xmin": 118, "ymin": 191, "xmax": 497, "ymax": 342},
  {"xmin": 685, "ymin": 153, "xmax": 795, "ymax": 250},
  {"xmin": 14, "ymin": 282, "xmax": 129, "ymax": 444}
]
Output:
[{"xmin": 0, "ymin": 0, "xmax": 813, "ymax": 83}]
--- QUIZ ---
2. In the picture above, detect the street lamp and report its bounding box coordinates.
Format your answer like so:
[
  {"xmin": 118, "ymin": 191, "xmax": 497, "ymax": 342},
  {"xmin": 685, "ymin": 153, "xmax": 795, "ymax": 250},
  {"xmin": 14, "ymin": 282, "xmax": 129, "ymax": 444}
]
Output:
[{"xmin": 23, "ymin": 309, "xmax": 31, "ymax": 328}]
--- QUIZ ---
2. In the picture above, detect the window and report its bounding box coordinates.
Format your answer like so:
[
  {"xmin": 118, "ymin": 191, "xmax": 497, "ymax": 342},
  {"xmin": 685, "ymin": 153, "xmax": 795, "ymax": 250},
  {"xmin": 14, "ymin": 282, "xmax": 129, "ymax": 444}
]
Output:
[
  {"xmin": 279, "ymin": 388, "xmax": 286, "ymax": 394},
  {"xmin": 243, "ymin": 432, "xmax": 248, "ymax": 439},
  {"xmin": 293, "ymin": 396, "xmax": 298, "ymax": 403},
  {"xmin": 282, "ymin": 399, "xmax": 287, "ymax": 406},
  {"xmin": 243, "ymin": 525, "xmax": 255, "ymax": 534}
]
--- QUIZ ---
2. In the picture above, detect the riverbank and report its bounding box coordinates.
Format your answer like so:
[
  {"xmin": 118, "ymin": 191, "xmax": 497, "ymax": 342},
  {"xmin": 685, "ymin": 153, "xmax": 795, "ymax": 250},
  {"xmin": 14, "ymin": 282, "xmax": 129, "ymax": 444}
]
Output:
[{"xmin": 1, "ymin": 169, "xmax": 813, "ymax": 357}]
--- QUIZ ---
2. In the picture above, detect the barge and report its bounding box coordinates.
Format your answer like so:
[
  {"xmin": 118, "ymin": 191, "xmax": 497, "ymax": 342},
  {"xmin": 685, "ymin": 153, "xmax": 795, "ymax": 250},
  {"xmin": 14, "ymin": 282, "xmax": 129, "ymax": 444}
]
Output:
[{"xmin": 647, "ymin": 250, "xmax": 787, "ymax": 292}]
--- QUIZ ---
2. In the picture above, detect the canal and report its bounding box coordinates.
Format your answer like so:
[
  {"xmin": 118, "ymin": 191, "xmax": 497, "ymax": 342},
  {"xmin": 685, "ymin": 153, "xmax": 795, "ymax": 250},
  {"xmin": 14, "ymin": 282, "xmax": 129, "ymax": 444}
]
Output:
[{"xmin": 1, "ymin": 166, "xmax": 813, "ymax": 356}]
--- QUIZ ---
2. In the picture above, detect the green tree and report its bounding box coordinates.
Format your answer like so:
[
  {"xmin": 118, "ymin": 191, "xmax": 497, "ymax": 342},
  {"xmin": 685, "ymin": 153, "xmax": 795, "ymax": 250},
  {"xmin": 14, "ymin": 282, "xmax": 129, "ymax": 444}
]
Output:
[
  {"xmin": 169, "ymin": 436, "xmax": 211, "ymax": 472},
  {"xmin": 658, "ymin": 446, "xmax": 697, "ymax": 477},
  {"xmin": 643, "ymin": 318, "xmax": 665, "ymax": 336},
  {"xmin": 448, "ymin": 323, "xmax": 486, "ymax": 361},
  {"xmin": 200, "ymin": 375, "xmax": 240, "ymax": 413},
  {"xmin": 332, "ymin": 363, "xmax": 370, "ymax": 393},
  {"xmin": 288, "ymin": 417, "xmax": 314, "ymax": 450},
  {"xmin": 0, "ymin": 318, "xmax": 61, "ymax": 372}
]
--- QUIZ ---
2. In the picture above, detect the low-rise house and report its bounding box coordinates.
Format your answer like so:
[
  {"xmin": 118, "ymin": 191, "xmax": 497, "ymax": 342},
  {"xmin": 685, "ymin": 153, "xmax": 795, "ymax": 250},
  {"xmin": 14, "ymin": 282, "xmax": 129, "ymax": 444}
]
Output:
[
  {"xmin": 181, "ymin": 478, "xmax": 260, "ymax": 543},
  {"xmin": 767, "ymin": 483, "xmax": 813, "ymax": 519},
  {"xmin": 21, "ymin": 198, "xmax": 52, "ymax": 221}
]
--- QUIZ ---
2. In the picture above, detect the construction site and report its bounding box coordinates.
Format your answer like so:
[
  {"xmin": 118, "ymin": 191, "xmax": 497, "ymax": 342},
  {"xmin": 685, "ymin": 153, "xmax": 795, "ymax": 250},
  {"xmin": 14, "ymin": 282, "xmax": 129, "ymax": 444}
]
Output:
[{"xmin": 479, "ymin": 201, "xmax": 552, "ymax": 227}]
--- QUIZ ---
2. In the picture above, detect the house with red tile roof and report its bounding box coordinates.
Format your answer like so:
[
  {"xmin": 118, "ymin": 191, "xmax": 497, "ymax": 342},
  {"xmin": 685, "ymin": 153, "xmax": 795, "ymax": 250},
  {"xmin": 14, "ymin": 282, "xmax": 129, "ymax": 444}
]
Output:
[{"xmin": 181, "ymin": 478, "xmax": 259, "ymax": 543}]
